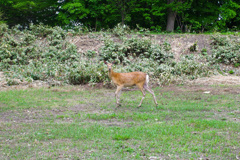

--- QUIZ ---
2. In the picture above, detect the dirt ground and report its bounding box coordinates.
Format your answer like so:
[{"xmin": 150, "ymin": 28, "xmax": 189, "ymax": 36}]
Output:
[{"xmin": 0, "ymin": 74, "xmax": 239, "ymax": 96}]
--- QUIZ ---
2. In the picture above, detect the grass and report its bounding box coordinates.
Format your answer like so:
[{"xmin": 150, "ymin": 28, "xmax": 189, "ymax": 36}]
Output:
[{"xmin": 0, "ymin": 85, "xmax": 239, "ymax": 159}]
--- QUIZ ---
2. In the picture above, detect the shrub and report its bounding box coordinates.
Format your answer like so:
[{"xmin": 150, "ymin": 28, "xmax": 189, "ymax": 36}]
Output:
[
  {"xmin": 189, "ymin": 42, "xmax": 198, "ymax": 52},
  {"xmin": 70, "ymin": 25, "xmax": 89, "ymax": 35},
  {"xmin": 0, "ymin": 24, "xmax": 80, "ymax": 84},
  {"xmin": 210, "ymin": 34, "xmax": 229, "ymax": 46},
  {"xmin": 173, "ymin": 55, "xmax": 213, "ymax": 79},
  {"xmin": 112, "ymin": 23, "xmax": 131, "ymax": 37},
  {"xmin": 99, "ymin": 39, "xmax": 126, "ymax": 63},
  {"xmin": 151, "ymin": 45, "xmax": 174, "ymax": 63},
  {"xmin": 29, "ymin": 23, "xmax": 54, "ymax": 37},
  {"xmin": 201, "ymin": 48, "xmax": 208, "ymax": 56},
  {"xmin": 68, "ymin": 60, "xmax": 108, "ymax": 85},
  {"xmin": 0, "ymin": 23, "xmax": 8, "ymax": 36},
  {"xmin": 124, "ymin": 36, "xmax": 152, "ymax": 57},
  {"xmin": 99, "ymin": 35, "xmax": 174, "ymax": 64},
  {"xmin": 210, "ymin": 35, "xmax": 240, "ymax": 65}
]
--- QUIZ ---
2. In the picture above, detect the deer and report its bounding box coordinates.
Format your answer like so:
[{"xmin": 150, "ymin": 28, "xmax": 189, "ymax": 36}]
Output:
[{"xmin": 104, "ymin": 61, "xmax": 158, "ymax": 108}]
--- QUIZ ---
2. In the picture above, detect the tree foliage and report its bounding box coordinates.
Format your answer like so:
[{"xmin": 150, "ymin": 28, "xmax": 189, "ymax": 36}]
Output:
[
  {"xmin": 0, "ymin": 0, "xmax": 239, "ymax": 32},
  {"xmin": 0, "ymin": 0, "xmax": 58, "ymax": 28}
]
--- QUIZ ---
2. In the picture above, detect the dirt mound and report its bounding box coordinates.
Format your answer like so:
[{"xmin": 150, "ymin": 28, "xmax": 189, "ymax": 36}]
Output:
[
  {"xmin": 0, "ymin": 34, "xmax": 239, "ymax": 91},
  {"xmin": 152, "ymin": 34, "xmax": 212, "ymax": 61}
]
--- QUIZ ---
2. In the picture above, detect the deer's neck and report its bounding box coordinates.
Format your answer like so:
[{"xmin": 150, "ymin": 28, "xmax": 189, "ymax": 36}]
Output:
[{"xmin": 108, "ymin": 68, "xmax": 116, "ymax": 79}]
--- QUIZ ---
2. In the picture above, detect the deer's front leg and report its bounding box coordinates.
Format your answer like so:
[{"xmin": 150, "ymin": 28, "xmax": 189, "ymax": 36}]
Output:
[{"xmin": 115, "ymin": 85, "xmax": 123, "ymax": 107}]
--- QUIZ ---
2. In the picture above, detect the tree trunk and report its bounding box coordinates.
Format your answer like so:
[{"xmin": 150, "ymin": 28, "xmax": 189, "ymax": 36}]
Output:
[
  {"xmin": 166, "ymin": 0, "xmax": 176, "ymax": 32},
  {"xmin": 121, "ymin": 10, "xmax": 125, "ymax": 25},
  {"xmin": 95, "ymin": 17, "xmax": 97, "ymax": 32}
]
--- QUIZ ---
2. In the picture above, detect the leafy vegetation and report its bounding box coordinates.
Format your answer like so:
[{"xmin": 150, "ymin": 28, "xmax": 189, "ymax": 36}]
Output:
[
  {"xmin": 0, "ymin": 0, "xmax": 240, "ymax": 32},
  {"xmin": 0, "ymin": 24, "xmax": 239, "ymax": 86},
  {"xmin": 0, "ymin": 24, "xmax": 88, "ymax": 85},
  {"xmin": 210, "ymin": 34, "xmax": 240, "ymax": 65},
  {"xmin": 99, "ymin": 35, "xmax": 173, "ymax": 64}
]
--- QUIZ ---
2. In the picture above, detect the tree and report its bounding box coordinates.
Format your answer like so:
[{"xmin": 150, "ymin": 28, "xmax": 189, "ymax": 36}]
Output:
[
  {"xmin": 87, "ymin": 0, "xmax": 107, "ymax": 31},
  {"xmin": 166, "ymin": 0, "xmax": 176, "ymax": 32},
  {"xmin": 106, "ymin": 0, "xmax": 137, "ymax": 26},
  {"xmin": 57, "ymin": 0, "xmax": 89, "ymax": 26},
  {"xmin": 0, "ymin": 0, "xmax": 239, "ymax": 31},
  {"xmin": 57, "ymin": 0, "xmax": 108, "ymax": 30},
  {"xmin": 179, "ymin": 0, "xmax": 240, "ymax": 32},
  {"xmin": 218, "ymin": 0, "xmax": 240, "ymax": 30},
  {"xmin": 0, "ymin": 11, "xmax": 5, "ymax": 24},
  {"xmin": 0, "ymin": 0, "xmax": 58, "ymax": 28},
  {"xmin": 130, "ymin": 0, "xmax": 167, "ymax": 31}
]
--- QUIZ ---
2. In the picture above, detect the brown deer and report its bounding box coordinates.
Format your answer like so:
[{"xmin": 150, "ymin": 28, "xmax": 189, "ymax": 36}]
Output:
[{"xmin": 104, "ymin": 61, "xmax": 158, "ymax": 108}]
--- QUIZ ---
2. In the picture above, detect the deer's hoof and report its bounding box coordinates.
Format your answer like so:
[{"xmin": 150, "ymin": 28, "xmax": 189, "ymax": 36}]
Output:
[{"xmin": 114, "ymin": 104, "xmax": 121, "ymax": 110}]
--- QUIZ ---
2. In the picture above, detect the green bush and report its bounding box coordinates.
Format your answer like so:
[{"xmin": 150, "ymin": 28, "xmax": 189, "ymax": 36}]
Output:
[
  {"xmin": 99, "ymin": 39, "xmax": 126, "ymax": 63},
  {"xmin": 201, "ymin": 48, "xmax": 208, "ymax": 55},
  {"xmin": 173, "ymin": 55, "xmax": 213, "ymax": 79},
  {"xmin": 29, "ymin": 23, "xmax": 56, "ymax": 38},
  {"xmin": 99, "ymin": 35, "xmax": 173, "ymax": 64},
  {"xmin": 0, "ymin": 23, "xmax": 8, "ymax": 36},
  {"xmin": 68, "ymin": 60, "xmax": 108, "ymax": 85},
  {"xmin": 0, "ymin": 24, "xmax": 80, "ymax": 84},
  {"xmin": 124, "ymin": 37, "xmax": 152, "ymax": 57},
  {"xmin": 112, "ymin": 23, "xmax": 131, "ymax": 37},
  {"xmin": 189, "ymin": 42, "xmax": 198, "ymax": 52},
  {"xmin": 210, "ymin": 35, "xmax": 240, "ymax": 65}
]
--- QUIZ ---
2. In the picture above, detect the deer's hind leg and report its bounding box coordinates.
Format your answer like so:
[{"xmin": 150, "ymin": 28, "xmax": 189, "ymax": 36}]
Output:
[
  {"xmin": 137, "ymin": 83, "xmax": 146, "ymax": 107},
  {"xmin": 144, "ymin": 84, "xmax": 158, "ymax": 107}
]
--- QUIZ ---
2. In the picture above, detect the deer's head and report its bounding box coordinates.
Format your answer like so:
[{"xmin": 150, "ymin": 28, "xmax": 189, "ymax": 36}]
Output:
[{"xmin": 104, "ymin": 61, "xmax": 115, "ymax": 71}]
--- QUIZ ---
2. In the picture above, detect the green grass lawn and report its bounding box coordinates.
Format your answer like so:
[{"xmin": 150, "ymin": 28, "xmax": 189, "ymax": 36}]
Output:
[{"xmin": 0, "ymin": 85, "xmax": 239, "ymax": 159}]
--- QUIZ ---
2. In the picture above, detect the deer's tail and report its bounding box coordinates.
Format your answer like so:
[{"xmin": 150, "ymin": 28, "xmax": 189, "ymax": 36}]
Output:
[{"xmin": 144, "ymin": 74, "xmax": 149, "ymax": 88}]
